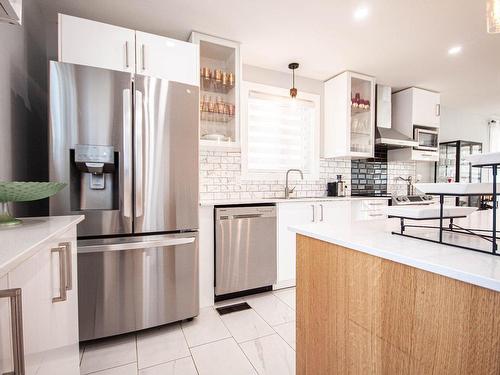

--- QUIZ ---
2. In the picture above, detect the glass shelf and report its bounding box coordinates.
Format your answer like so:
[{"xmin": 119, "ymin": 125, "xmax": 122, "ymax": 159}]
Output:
[
  {"xmin": 201, "ymin": 76, "xmax": 235, "ymax": 94},
  {"xmin": 200, "ymin": 111, "xmax": 235, "ymax": 123},
  {"xmin": 351, "ymin": 106, "xmax": 371, "ymax": 115}
]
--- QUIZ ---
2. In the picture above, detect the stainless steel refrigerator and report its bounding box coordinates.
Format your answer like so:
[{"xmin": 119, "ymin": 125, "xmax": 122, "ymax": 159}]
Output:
[{"xmin": 48, "ymin": 61, "xmax": 200, "ymax": 341}]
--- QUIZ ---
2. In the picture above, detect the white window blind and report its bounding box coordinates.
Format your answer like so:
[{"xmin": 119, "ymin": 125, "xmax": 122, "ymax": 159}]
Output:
[{"xmin": 244, "ymin": 87, "xmax": 319, "ymax": 176}]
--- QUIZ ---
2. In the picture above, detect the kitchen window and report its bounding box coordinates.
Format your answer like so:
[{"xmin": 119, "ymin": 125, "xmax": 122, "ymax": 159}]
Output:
[{"xmin": 241, "ymin": 82, "xmax": 320, "ymax": 180}]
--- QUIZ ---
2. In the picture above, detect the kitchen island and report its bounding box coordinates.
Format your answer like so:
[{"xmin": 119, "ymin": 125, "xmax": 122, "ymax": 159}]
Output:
[{"xmin": 290, "ymin": 211, "xmax": 500, "ymax": 375}]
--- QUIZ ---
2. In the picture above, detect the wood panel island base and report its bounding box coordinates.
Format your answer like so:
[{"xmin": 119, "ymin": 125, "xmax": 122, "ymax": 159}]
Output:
[{"xmin": 296, "ymin": 235, "xmax": 500, "ymax": 375}]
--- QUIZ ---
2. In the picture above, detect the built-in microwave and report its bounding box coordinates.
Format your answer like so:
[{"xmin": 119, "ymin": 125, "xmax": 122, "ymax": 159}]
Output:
[{"xmin": 413, "ymin": 127, "xmax": 439, "ymax": 151}]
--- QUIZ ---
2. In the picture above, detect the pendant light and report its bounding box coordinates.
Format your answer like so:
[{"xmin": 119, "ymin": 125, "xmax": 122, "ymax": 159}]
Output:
[
  {"xmin": 487, "ymin": 0, "xmax": 500, "ymax": 33},
  {"xmin": 288, "ymin": 63, "xmax": 299, "ymax": 98}
]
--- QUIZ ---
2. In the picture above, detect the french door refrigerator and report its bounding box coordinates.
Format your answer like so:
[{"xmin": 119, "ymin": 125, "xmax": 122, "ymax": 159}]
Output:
[{"xmin": 49, "ymin": 61, "xmax": 200, "ymax": 341}]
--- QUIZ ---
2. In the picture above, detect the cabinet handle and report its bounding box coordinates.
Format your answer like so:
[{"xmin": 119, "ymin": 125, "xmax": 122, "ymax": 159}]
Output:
[
  {"xmin": 311, "ymin": 205, "xmax": 315, "ymax": 222},
  {"xmin": 0, "ymin": 288, "xmax": 25, "ymax": 375},
  {"xmin": 60, "ymin": 242, "xmax": 72, "ymax": 291},
  {"xmin": 52, "ymin": 246, "xmax": 67, "ymax": 303},
  {"xmin": 369, "ymin": 213, "xmax": 385, "ymax": 217},
  {"xmin": 125, "ymin": 41, "xmax": 129, "ymax": 68},
  {"xmin": 367, "ymin": 202, "xmax": 385, "ymax": 206},
  {"xmin": 141, "ymin": 44, "xmax": 146, "ymax": 70},
  {"xmin": 320, "ymin": 204, "xmax": 324, "ymax": 221},
  {"xmin": 435, "ymin": 104, "xmax": 440, "ymax": 117}
]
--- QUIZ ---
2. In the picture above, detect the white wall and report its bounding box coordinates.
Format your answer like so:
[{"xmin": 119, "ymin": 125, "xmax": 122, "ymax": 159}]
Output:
[
  {"xmin": 439, "ymin": 106, "xmax": 491, "ymax": 152},
  {"xmin": 413, "ymin": 106, "xmax": 492, "ymax": 183}
]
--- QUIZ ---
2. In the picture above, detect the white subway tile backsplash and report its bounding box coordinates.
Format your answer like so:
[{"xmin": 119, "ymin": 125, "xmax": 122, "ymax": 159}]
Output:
[{"xmin": 200, "ymin": 151, "xmax": 351, "ymax": 200}]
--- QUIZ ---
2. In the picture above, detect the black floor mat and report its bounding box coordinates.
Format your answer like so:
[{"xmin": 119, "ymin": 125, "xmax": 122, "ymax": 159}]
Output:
[{"xmin": 215, "ymin": 302, "xmax": 252, "ymax": 315}]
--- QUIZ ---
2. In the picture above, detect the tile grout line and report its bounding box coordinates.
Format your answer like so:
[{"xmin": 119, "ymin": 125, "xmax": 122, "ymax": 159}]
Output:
[
  {"xmin": 135, "ymin": 333, "xmax": 139, "ymax": 374},
  {"xmin": 180, "ymin": 320, "xmax": 201, "ymax": 375},
  {"xmin": 79, "ymin": 343, "xmax": 86, "ymax": 368},
  {"xmin": 138, "ymin": 355, "xmax": 194, "ymax": 373},
  {"xmin": 244, "ymin": 293, "xmax": 295, "ymax": 330},
  {"xmin": 231, "ymin": 336, "xmax": 260, "ymax": 375},
  {"xmin": 82, "ymin": 361, "xmax": 138, "ymax": 375},
  {"xmin": 204, "ymin": 306, "xmax": 259, "ymax": 374}
]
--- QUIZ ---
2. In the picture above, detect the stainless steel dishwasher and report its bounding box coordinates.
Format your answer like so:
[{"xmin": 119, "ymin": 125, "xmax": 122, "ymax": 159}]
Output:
[{"xmin": 215, "ymin": 205, "xmax": 277, "ymax": 299}]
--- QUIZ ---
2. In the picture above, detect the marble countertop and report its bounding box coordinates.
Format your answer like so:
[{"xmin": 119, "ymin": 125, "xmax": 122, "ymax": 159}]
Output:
[
  {"xmin": 290, "ymin": 210, "xmax": 500, "ymax": 292},
  {"xmin": 200, "ymin": 196, "xmax": 391, "ymax": 206},
  {"xmin": 0, "ymin": 215, "xmax": 84, "ymax": 277}
]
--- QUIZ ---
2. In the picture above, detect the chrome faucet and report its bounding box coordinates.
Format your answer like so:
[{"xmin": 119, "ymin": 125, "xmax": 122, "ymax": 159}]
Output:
[{"xmin": 285, "ymin": 169, "xmax": 304, "ymax": 199}]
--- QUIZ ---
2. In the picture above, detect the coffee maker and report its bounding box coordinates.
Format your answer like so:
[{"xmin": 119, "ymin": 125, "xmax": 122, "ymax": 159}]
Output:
[{"xmin": 327, "ymin": 175, "xmax": 347, "ymax": 197}]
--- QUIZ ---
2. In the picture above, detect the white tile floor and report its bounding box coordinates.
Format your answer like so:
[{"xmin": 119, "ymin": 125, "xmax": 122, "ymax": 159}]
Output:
[{"xmin": 79, "ymin": 288, "xmax": 296, "ymax": 375}]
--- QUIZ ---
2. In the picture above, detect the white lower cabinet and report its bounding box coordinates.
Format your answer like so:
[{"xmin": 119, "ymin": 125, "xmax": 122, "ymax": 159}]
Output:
[
  {"xmin": 352, "ymin": 199, "xmax": 389, "ymax": 221},
  {"xmin": 276, "ymin": 199, "xmax": 389, "ymax": 289},
  {"xmin": 0, "ymin": 227, "xmax": 79, "ymax": 375},
  {"xmin": 276, "ymin": 203, "xmax": 315, "ymax": 288},
  {"xmin": 276, "ymin": 200, "xmax": 351, "ymax": 289},
  {"xmin": 0, "ymin": 275, "xmax": 13, "ymax": 374}
]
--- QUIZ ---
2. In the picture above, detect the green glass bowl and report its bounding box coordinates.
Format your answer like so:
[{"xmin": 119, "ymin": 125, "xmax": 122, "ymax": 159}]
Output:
[{"xmin": 0, "ymin": 182, "xmax": 67, "ymax": 226}]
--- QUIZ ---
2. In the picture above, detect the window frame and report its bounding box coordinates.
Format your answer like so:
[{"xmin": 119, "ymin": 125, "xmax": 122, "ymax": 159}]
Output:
[{"xmin": 240, "ymin": 81, "xmax": 321, "ymax": 181}]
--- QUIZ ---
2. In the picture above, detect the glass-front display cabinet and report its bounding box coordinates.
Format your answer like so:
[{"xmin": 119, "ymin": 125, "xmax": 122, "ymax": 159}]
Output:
[
  {"xmin": 323, "ymin": 71, "xmax": 375, "ymax": 159},
  {"xmin": 190, "ymin": 32, "xmax": 241, "ymax": 150},
  {"xmin": 435, "ymin": 140, "xmax": 483, "ymax": 206}
]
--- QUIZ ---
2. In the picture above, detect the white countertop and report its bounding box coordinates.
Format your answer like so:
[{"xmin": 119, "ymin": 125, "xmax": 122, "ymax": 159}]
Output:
[
  {"xmin": 200, "ymin": 196, "xmax": 390, "ymax": 206},
  {"xmin": 290, "ymin": 210, "xmax": 500, "ymax": 292},
  {"xmin": 0, "ymin": 215, "xmax": 84, "ymax": 277}
]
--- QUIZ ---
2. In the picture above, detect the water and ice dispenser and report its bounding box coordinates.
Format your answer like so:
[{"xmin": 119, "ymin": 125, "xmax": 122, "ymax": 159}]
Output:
[{"xmin": 70, "ymin": 144, "xmax": 118, "ymax": 211}]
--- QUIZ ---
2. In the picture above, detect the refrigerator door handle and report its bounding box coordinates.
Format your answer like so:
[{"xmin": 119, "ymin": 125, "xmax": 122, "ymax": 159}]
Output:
[
  {"xmin": 135, "ymin": 89, "xmax": 144, "ymax": 218},
  {"xmin": 123, "ymin": 89, "xmax": 133, "ymax": 219},
  {"xmin": 78, "ymin": 237, "xmax": 195, "ymax": 254}
]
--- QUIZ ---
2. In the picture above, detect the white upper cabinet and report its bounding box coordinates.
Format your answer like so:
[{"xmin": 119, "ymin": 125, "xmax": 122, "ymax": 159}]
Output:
[
  {"xmin": 392, "ymin": 87, "xmax": 440, "ymax": 134},
  {"xmin": 58, "ymin": 14, "xmax": 199, "ymax": 85},
  {"xmin": 323, "ymin": 71, "xmax": 376, "ymax": 159},
  {"xmin": 0, "ymin": 0, "xmax": 22, "ymax": 25},
  {"xmin": 135, "ymin": 31, "xmax": 198, "ymax": 85},
  {"xmin": 58, "ymin": 14, "xmax": 135, "ymax": 73},
  {"xmin": 412, "ymin": 88, "xmax": 440, "ymax": 127}
]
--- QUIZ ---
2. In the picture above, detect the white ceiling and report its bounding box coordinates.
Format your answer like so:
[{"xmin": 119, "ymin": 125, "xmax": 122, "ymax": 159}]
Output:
[{"xmin": 41, "ymin": 0, "xmax": 500, "ymax": 116}]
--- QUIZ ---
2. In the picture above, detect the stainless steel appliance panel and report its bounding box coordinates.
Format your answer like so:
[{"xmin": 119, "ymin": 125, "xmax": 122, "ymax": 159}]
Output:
[
  {"xmin": 215, "ymin": 206, "xmax": 277, "ymax": 296},
  {"xmin": 133, "ymin": 77, "xmax": 199, "ymax": 233},
  {"xmin": 49, "ymin": 61, "xmax": 133, "ymax": 236},
  {"xmin": 77, "ymin": 233, "xmax": 199, "ymax": 341}
]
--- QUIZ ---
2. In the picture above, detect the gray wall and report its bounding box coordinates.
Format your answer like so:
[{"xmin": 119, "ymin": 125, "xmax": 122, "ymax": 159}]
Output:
[{"xmin": 0, "ymin": 0, "xmax": 49, "ymax": 216}]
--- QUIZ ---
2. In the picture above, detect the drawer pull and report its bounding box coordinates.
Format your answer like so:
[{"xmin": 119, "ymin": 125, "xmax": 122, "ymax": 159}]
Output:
[
  {"xmin": 0, "ymin": 288, "xmax": 25, "ymax": 375},
  {"xmin": 52, "ymin": 245, "xmax": 68, "ymax": 303},
  {"xmin": 60, "ymin": 242, "xmax": 72, "ymax": 291}
]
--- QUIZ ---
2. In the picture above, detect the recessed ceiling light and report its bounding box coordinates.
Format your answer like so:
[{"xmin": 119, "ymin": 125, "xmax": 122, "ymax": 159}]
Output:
[
  {"xmin": 448, "ymin": 45, "xmax": 463, "ymax": 55},
  {"xmin": 353, "ymin": 5, "xmax": 369, "ymax": 21}
]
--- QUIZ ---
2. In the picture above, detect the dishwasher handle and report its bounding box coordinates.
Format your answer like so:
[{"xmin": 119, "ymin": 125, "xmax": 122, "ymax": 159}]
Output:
[
  {"xmin": 78, "ymin": 237, "xmax": 195, "ymax": 254},
  {"xmin": 230, "ymin": 213, "xmax": 263, "ymax": 219}
]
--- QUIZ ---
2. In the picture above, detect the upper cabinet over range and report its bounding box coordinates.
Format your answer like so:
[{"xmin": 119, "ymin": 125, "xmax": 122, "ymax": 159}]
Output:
[
  {"xmin": 392, "ymin": 87, "xmax": 440, "ymax": 131},
  {"xmin": 323, "ymin": 71, "xmax": 376, "ymax": 159},
  {"xmin": 389, "ymin": 87, "xmax": 441, "ymax": 162},
  {"xmin": 58, "ymin": 14, "xmax": 199, "ymax": 86}
]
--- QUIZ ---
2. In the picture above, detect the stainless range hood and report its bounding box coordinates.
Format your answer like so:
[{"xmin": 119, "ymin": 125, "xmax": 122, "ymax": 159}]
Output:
[{"xmin": 375, "ymin": 85, "xmax": 418, "ymax": 149}]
